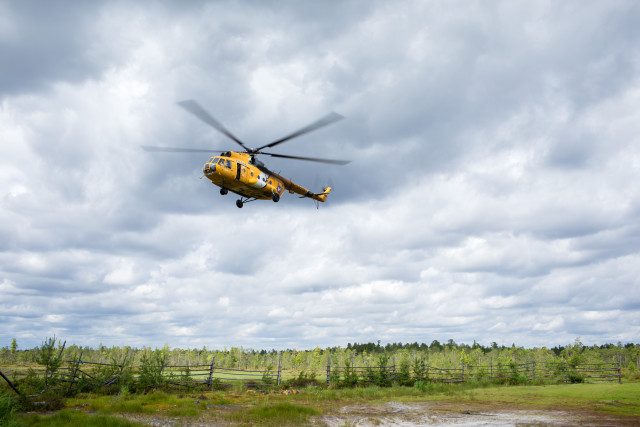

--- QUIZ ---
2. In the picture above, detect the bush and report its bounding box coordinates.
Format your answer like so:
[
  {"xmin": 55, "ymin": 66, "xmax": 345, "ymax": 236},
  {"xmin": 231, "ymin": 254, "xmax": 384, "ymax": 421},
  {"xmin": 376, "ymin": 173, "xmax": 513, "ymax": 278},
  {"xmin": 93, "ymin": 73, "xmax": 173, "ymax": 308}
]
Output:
[
  {"xmin": 37, "ymin": 337, "xmax": 63, "ymax": 387},
  {"xmin": 623, "ymin": 361, "xmax": 640, "ymax": 381},
  {"xmin": 136, "ymin": 349, "xmax": 168, "ymax": 391},
  {"xmin": 508, "ymin": 363, "xmax": 528, "ymax": 385},
  {"xmin": 286, "ymin": 370, "xmax": 321, "ymax": 388},
  {"xmin": 566, "ymin": 371, "xmax": 584, "ymax": 384},
  {"xmin": 342, "ymin": 361, "xmax": 359, "ymax": 388},
  {"xmin": 396, "ymin": 359, "xmax": 413, "ymax": 386},
  {"xmin": 0, "ymin": 391, "xmax": 19, "ymax": 427},
  {"xmin": 261, "ymin": 364, "xmax": 275, "ymax": 385},
  {"xmin": 412, "ymin": 357, "xmax": 426, "ymax": 382},
  {"xmin": 16, "ymin": 368, "xmax": 46, "ymax": 396},
  {"xmin": 372, "ymin": 355, "xmax": 392, "ymax": 387}
]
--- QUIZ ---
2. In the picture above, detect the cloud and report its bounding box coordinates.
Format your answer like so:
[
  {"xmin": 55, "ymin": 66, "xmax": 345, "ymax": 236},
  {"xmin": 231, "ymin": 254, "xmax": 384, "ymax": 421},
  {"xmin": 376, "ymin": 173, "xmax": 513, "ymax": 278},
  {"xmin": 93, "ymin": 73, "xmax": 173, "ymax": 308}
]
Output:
[{"xmin": 2, "ymin": 0, "xmax": 640, "ymax": 351}]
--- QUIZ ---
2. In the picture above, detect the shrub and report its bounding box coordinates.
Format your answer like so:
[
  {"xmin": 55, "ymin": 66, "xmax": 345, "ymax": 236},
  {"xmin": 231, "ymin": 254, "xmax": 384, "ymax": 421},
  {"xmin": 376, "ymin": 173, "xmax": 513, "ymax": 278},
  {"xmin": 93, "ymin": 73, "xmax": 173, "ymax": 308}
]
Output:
[
  {"xmin": 412, "ymin": 357, "xmax": 426, "ymax": 382},
  {"xmin": 286, "ymin": 370, "xmax": 321, "ymax": 388},
  {"xmin": 262, "ymin": 364, "xmax": 275, "ymax": 385},
  {"xmin": 136, "ymin": 350, "xmax": 168, "ymax": 391},
  {"xmin": 342, "ymin": 361, "xmax": 359, "ymax": 388},
  {"xmin": 0, "ymin": 391, "xmax": 19, "ymax": 427},
  {"xmin": 623, "ymin": 361, "xmax": 640, "ymax": 381},
  {"xmin": 396, "ymin": 359, "xmax": 413, "ymax": 386},
  {"xmin": 508, "ymin": 362, "xmax": 528, "ymax": 385},
  {"xmin": 37, "ymin": 337, "xmax": 63, "ymax": 387},
  {"xmin": 16, "ymin": 368, "xmax": 46, "ymax": 396},
  {"xmin": 566, "ymin": 371, "xmax": 584, "ymax": 383},
  {"xmin": 414, "ymin": 381, "xmax": 427, "ymax": 392}
]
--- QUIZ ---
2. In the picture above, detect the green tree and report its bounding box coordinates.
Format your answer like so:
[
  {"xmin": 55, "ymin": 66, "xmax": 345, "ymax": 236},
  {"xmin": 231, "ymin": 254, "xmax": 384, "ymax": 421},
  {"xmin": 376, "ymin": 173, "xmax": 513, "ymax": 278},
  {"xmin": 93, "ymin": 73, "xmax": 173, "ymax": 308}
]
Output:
[
  {"xmin": 37, "ymin": 336, "xmax": 64, "ymax": 387},
  {"xmin": 342, "ymin": 359, "xmax": 358, "ymax": 387},
  {"xmin": 10, "ymin": 339, "xmax": 17, "ymax": 364},
  {"xmin": 396, "ymin": 358, "xmax": 413, "ymax": 386},
  {"xmin": 137, "ymin": 349, "xmax": 168, "ymax": 390}
]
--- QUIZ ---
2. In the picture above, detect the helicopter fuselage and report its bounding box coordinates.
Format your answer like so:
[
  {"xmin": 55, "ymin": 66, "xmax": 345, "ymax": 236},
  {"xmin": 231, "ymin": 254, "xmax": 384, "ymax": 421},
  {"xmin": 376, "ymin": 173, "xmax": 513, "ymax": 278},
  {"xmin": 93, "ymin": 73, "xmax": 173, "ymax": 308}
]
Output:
[{"xmin": 203, "ymin": 151, "xmax": 330, "ymax": 204}]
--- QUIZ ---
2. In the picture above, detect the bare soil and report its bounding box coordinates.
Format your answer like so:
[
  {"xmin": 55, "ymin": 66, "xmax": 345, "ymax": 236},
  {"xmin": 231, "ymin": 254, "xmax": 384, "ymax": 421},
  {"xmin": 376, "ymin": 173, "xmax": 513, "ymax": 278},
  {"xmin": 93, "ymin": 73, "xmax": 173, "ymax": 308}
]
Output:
[{"xmin": 320, "ymin": 400, "xmax": 634, "ymax": 426}]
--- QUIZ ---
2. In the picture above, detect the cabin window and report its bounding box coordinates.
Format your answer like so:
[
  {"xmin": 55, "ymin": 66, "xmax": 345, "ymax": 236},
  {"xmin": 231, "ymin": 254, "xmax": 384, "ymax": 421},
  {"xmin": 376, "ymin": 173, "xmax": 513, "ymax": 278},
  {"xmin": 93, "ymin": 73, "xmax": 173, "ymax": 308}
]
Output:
[{"xmin": 225, "ymin": 160, "xmax": 231, "ymax": 168}]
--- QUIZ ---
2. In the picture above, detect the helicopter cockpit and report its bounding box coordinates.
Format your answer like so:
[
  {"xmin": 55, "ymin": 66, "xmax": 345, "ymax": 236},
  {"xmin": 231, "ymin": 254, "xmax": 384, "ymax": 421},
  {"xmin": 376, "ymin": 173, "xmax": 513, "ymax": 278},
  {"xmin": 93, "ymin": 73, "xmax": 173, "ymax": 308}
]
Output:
[{"xmin": 204, "ymin": 157, "xmax": 232, "ymax": 175}]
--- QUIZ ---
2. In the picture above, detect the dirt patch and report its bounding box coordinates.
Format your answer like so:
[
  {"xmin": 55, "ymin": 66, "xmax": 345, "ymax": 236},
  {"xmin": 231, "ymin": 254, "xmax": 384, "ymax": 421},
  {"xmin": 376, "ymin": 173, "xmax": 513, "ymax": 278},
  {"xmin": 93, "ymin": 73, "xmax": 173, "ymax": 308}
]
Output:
[{"xmin": 321, "ymin": 401, "xmax": 629, "ymax": 426}]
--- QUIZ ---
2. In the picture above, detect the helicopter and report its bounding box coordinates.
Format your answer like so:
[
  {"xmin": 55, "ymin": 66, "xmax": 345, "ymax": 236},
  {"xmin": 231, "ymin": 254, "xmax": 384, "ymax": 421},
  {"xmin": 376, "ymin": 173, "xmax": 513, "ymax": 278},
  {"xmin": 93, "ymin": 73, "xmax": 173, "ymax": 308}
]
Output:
[{"xmin": 143, "ymin": 100, "xmax": 349, "ymax": 208}]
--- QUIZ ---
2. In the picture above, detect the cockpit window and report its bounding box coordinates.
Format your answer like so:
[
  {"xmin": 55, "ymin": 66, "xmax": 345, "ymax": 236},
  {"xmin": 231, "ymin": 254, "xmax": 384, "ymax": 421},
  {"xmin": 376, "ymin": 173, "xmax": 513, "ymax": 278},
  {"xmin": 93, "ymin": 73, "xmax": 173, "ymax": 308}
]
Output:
[
  {"xmin": 225, "ymin": 160, "xmax": 231, "ymax": 168},
  {"xmin": 218, "ymin": 158, "xmax": 225, "ymax": 166},
  {"xmin": 209, "ymin": 157, "xmax": 216, "ymax": 163}
]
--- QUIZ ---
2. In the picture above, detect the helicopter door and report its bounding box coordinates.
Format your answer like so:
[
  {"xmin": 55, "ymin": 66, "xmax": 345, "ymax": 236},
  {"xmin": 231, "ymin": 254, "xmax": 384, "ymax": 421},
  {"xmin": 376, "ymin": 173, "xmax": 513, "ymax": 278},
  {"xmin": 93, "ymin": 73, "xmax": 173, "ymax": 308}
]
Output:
[{"xmin": 235, "ymin": 163, "xmax": 241, "ymax": 180}]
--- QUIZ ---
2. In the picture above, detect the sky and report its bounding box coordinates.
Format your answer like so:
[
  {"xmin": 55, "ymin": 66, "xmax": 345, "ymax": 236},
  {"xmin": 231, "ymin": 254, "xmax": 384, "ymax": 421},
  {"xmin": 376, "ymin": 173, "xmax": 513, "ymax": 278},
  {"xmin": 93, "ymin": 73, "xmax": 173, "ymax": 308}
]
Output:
[{"xmin": 2, "ymin": 0, "xmax": 640, "ymax": 351}]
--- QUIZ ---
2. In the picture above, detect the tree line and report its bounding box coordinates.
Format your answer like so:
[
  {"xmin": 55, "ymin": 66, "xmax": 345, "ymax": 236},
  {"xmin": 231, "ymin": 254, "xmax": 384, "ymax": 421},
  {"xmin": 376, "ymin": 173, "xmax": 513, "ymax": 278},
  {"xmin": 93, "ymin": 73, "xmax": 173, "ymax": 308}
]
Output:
[{"xmin": 2, "ymin": 337, "xmax": 639, "ymax": 377}]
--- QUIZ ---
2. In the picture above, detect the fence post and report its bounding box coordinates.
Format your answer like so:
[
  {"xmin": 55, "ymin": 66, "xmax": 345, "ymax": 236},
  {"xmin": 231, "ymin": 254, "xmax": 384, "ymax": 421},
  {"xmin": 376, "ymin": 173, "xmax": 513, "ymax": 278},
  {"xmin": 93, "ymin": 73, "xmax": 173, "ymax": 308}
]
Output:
[
  {"xmin": 563, "ymin": 357, "xmax": 567, "ymax": 384},
  {"xmin": 392, "ymin": 357, "xmax": 396, "ymax": 383},
  {"xmin": 618, "ymin": 355, "xmax": 622, "ymax": 384},
  {"xmin": 277, "ymin": 352, "xmax": 282, "ymax": 386},
  {"xmin": 532, "ymin": 359, "xmax": 536, "ymax": 381},
  {"xmin": 326, "ymin": 356, "xmax": 331, "ymax": 386},
  {"xmin": 461, "ymin": 362, "xmax": 465, "ymax": 383},
  {"xmin": 207, "ymin": 356, "xmax": 215, "ymax": 389},
  {"xmin": 67, "ymin": 349, "xmax": 83, "ymax": 395},
  {"xmin": 0, "ymin": 369, "xmax": 22, "ymax": 396},
  {"xmin": 421, "ymin": 357, "xmax": 425, "ymax": 381},
  {"xmin": 119, "ymin": 355, "xmax": 127, "ymax": 376},
  {"xmin": 490, "ymin": 358, "xmax": 493, "ymax": 380}
]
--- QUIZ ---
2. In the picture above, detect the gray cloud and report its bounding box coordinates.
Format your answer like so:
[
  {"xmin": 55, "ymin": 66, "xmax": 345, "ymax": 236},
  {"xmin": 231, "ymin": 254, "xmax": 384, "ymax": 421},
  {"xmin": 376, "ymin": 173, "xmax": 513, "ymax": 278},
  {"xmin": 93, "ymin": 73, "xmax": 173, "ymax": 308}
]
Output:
[{"xmin": 2, "ymin": 0, "xmax": 640, "ymax": 351}]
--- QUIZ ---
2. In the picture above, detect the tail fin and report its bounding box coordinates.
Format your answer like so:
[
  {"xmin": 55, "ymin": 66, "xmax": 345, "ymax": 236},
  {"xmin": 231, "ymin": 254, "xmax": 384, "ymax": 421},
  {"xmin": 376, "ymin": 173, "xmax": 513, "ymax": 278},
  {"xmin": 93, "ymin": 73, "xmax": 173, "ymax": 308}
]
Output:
[{"xmin": 314, "ymin": 187, "xmax": 331, "ymax": 202}]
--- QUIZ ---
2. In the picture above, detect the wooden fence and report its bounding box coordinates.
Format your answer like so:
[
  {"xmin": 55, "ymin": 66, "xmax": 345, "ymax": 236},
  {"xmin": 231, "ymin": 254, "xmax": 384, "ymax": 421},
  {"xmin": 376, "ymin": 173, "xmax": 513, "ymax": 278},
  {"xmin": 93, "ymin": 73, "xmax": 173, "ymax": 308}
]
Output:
[
  {"xmin": 324, "ymin": 358, "xmax": 621, "ymax": 386},
  {"xmin": 1, "ymin": 356, "xmax": 621, "ymax": 396},
  {"xmin": 52, "ymin": 355, "xmax": 282, "ymax": 392}
]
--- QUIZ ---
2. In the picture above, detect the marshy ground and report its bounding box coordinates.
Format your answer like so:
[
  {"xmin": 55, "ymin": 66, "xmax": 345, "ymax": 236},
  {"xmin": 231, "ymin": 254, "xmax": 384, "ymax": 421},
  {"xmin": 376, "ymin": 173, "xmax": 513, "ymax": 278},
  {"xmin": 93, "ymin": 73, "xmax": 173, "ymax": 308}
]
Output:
[{"xmin": 11, "ymin": 382, "xmax": 640, "ymax": 426}]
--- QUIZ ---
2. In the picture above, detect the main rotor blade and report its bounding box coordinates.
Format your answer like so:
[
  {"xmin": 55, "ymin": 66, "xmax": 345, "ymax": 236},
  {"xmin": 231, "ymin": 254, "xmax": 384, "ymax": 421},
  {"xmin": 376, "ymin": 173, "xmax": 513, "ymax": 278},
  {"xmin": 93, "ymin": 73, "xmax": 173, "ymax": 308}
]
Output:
[
  {"xmin": 177, "ymin": 100, "xmax": 251, "ymax": 152},
  {"xmin": 142, "ymin": 146, "xmax": 218, "ymax": 153},
  {"xmin": 255, "ymin": 112, "xmax": 344, "ymax": 151},
  {"xmin": 261, "ymin": 152, "xmax": 351, "ymax": 165}
]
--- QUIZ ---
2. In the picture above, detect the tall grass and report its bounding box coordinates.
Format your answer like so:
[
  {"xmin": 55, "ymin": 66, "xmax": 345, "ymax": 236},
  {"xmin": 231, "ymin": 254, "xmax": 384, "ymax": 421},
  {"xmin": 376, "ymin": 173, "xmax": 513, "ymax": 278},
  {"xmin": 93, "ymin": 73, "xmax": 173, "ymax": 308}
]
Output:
[
  {"xmin": 20, "ymin": 409, "xmax": 142, "ymax": 426},
  {"xmin": 245, "ymin": 403, "xmax": 320, "ymax": 425}
]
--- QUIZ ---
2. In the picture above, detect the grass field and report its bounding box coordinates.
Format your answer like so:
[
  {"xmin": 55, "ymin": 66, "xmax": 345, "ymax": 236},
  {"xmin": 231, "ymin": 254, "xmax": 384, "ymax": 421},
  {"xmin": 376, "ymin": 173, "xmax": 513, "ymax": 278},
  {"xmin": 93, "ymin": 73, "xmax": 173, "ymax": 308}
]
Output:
[{"xmin": 4, "ymin": 381, "xmax": 639, "ymax": 426}]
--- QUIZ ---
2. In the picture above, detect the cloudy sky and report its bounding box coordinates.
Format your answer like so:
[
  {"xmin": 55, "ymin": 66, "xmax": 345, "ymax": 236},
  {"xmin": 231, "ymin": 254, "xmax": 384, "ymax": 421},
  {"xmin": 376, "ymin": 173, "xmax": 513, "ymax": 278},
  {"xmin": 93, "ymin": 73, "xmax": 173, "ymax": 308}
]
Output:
[{"xmin": 2, "ymin": 0, "xmax": 640, "ymax": 351}]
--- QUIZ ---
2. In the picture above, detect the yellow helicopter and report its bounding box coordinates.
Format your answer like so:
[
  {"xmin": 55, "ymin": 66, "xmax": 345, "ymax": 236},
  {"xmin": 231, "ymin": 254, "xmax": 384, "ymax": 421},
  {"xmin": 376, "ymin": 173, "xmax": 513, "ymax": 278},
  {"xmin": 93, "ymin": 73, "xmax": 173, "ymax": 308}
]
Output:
[{"xmin": 143, "ymin": 100, "xmax": 349, "ymax": 208}]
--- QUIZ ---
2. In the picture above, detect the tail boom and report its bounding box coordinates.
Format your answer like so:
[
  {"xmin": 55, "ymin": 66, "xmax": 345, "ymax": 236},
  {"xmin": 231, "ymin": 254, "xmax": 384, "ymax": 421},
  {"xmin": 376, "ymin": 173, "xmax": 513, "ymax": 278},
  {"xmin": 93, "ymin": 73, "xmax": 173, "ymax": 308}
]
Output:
[{"xmin": 271, "ymin": 172, "xmax": 331, "ymax": 202}]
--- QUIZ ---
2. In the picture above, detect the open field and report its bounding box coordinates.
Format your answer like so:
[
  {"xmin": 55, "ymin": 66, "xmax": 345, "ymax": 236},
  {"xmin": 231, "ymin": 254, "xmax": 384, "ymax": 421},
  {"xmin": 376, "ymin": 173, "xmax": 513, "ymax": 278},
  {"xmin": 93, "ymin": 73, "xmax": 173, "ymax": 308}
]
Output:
[
  {"xmin": 5, "ymin": 382, "xmax": 639, "ymax": 426},
  {"xmin": 2, "ymin": 340, "xmax": 639, "ymax": 424}
]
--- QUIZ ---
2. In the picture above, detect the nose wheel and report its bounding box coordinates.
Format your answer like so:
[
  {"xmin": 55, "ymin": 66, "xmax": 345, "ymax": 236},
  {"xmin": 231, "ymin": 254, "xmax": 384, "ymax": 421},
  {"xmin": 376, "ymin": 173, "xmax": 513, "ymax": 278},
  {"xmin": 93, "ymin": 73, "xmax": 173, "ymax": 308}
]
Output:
[
  {"xmin": 220, "ymin": 187, "xmax": 228, "ymax": 195},
  {"xmin": 272, "ymin": 194, "xmax": 280, "ymax": 203},
  {"xmin": 231, "ymin": 196, "xmax": 256, "ymax": 208}
]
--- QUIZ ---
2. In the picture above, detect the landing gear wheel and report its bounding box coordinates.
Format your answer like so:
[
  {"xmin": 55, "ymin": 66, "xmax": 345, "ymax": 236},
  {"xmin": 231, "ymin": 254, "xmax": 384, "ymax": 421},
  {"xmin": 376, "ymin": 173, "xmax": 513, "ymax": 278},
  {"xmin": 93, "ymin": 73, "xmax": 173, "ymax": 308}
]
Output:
[
  {"xmin": 236, "ymin": 199, "xmax": 243, "ymax": 208},
  {"xmin": 272, "ymin": 194, "xmax": 280, "ymax": 203},
  {"xmin": 220, "ymin": 187, "xmax": 228, "ymax": 195}
]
